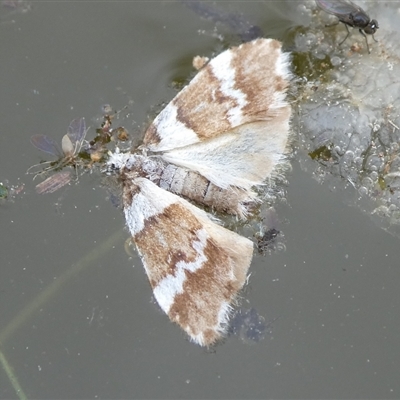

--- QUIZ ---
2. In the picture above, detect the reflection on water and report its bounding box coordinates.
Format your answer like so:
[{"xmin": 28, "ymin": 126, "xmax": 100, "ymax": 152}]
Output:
[
  {"xmin": 181, "ymin": 0, "xmax": 263, "ymax": 42},
  {"xmin": 254, "ymin": 207, "xmax": 286, "ymax": 255},
  {"xmin": 0, "ymin": 0, "xmax": 31, "ymax": 23},
  {"xmin": 229, "ymin": 308, "xmax": 280, "ymax": 345}
]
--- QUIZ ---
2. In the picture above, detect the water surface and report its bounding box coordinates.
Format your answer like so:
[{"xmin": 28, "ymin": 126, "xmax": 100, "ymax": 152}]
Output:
[{"xmin": 1, "ymin": 1, "xmax": 399, "ymax": 398}]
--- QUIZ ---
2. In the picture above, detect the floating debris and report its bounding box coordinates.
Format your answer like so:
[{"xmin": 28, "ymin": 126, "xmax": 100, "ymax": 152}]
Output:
[
  {"xmin": 29, "ymin": 112, "xmax": 130, "ymax": 194},
  {"xmin": 294, "ymin": 1, "xmax": 400, "ymax": 236},
  {"xmin": 0, "ymin": 182, "xmax": 8, "ymax": 199}
]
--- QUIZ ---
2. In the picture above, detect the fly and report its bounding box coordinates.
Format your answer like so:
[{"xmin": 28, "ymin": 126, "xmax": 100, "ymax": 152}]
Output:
[
  {"xmin": 28, "ymin": 118, "xmax": 88, "ymax": 193},
  {"xmin": 315, "ymin": 0, "xmax": 378, "ymax": 53}
]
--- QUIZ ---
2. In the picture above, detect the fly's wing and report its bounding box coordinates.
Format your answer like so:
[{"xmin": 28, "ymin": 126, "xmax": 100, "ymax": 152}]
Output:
[
  {"xmin": 143, "ymin": 38, "xmax": 291, "ymax": 153},
  {"xmin": 316, "ymin": 0, "xmax": 362, "ymax": 19},
  {"xmin": 67, "ymin": 117, "xmax": 86, "ymax": 145},
  {"xmin": 35, "ymin": 171, "xmax": 71, "ymax": 194},
  {"xmin": 122, "ymin": 176, "xmax": 253, "ymax": 346},
  {"xmin": 30, "ymin": 134, "xmax": 62, "ymax": 157}
]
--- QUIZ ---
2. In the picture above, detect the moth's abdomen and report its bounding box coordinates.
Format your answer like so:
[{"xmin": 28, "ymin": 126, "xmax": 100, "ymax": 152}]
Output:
[
  {"xmin": 129, "ymin": 155, "xmax": 255, "ymax": 218},
  {"xmin": 159, "ymin": 163, "xmax": 256, "ymax": 218}
]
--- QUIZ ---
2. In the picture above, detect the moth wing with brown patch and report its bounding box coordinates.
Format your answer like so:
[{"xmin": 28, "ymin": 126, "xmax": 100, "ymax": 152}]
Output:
[
  {"xmin": 123, "ymin": 176, "xmax": 253, "ymax": 346},
  {"xmin": 143, "ymin": 38, "xmax": 291, "ymax": 153}
]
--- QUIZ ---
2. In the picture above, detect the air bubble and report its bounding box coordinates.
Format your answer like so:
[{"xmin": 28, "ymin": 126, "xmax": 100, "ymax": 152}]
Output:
[
  {"xmin": 361, "ymin": 177, "xmax": 373, "ymax": 189},
  {"xmin": 334, "ymin": 145, "xmax": 343, "ymax": 155},
  {"xmin": 276, "ymin": 242, "xmax": 286, "ymax": 252},
  {"xmin": 390, "ymin": 142, "xmax": 399, "ymax": 152},
  {"xmin": 330, "ymin": 56, "xmax": 342, "ymax": 67},
  {"xmin": 370, "ymin": 171, "xmax": 379, "ymax": 181},
  {"xmin": 373, "ymin": 206, "xmax": 389, "ymax": 217},
  {"xmin": 345, "ymin": 150, "xmax": 354, "ymax": 159},
  {"xmin": 366, "ymin": 156, "xmax": 383, "ymax": 171},
  {"xmin": 358, "ymin": 186, "xmax": 369, "ymax": 196},
  {"xmin": 354, "ymin": 157, "xmax": 363, "ymax": 166}
]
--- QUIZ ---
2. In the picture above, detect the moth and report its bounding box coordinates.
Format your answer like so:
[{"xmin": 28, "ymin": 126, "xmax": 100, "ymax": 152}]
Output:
[{"xmin": 108, "ymin": 38, "xmax": 292, "ymax": 346}]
